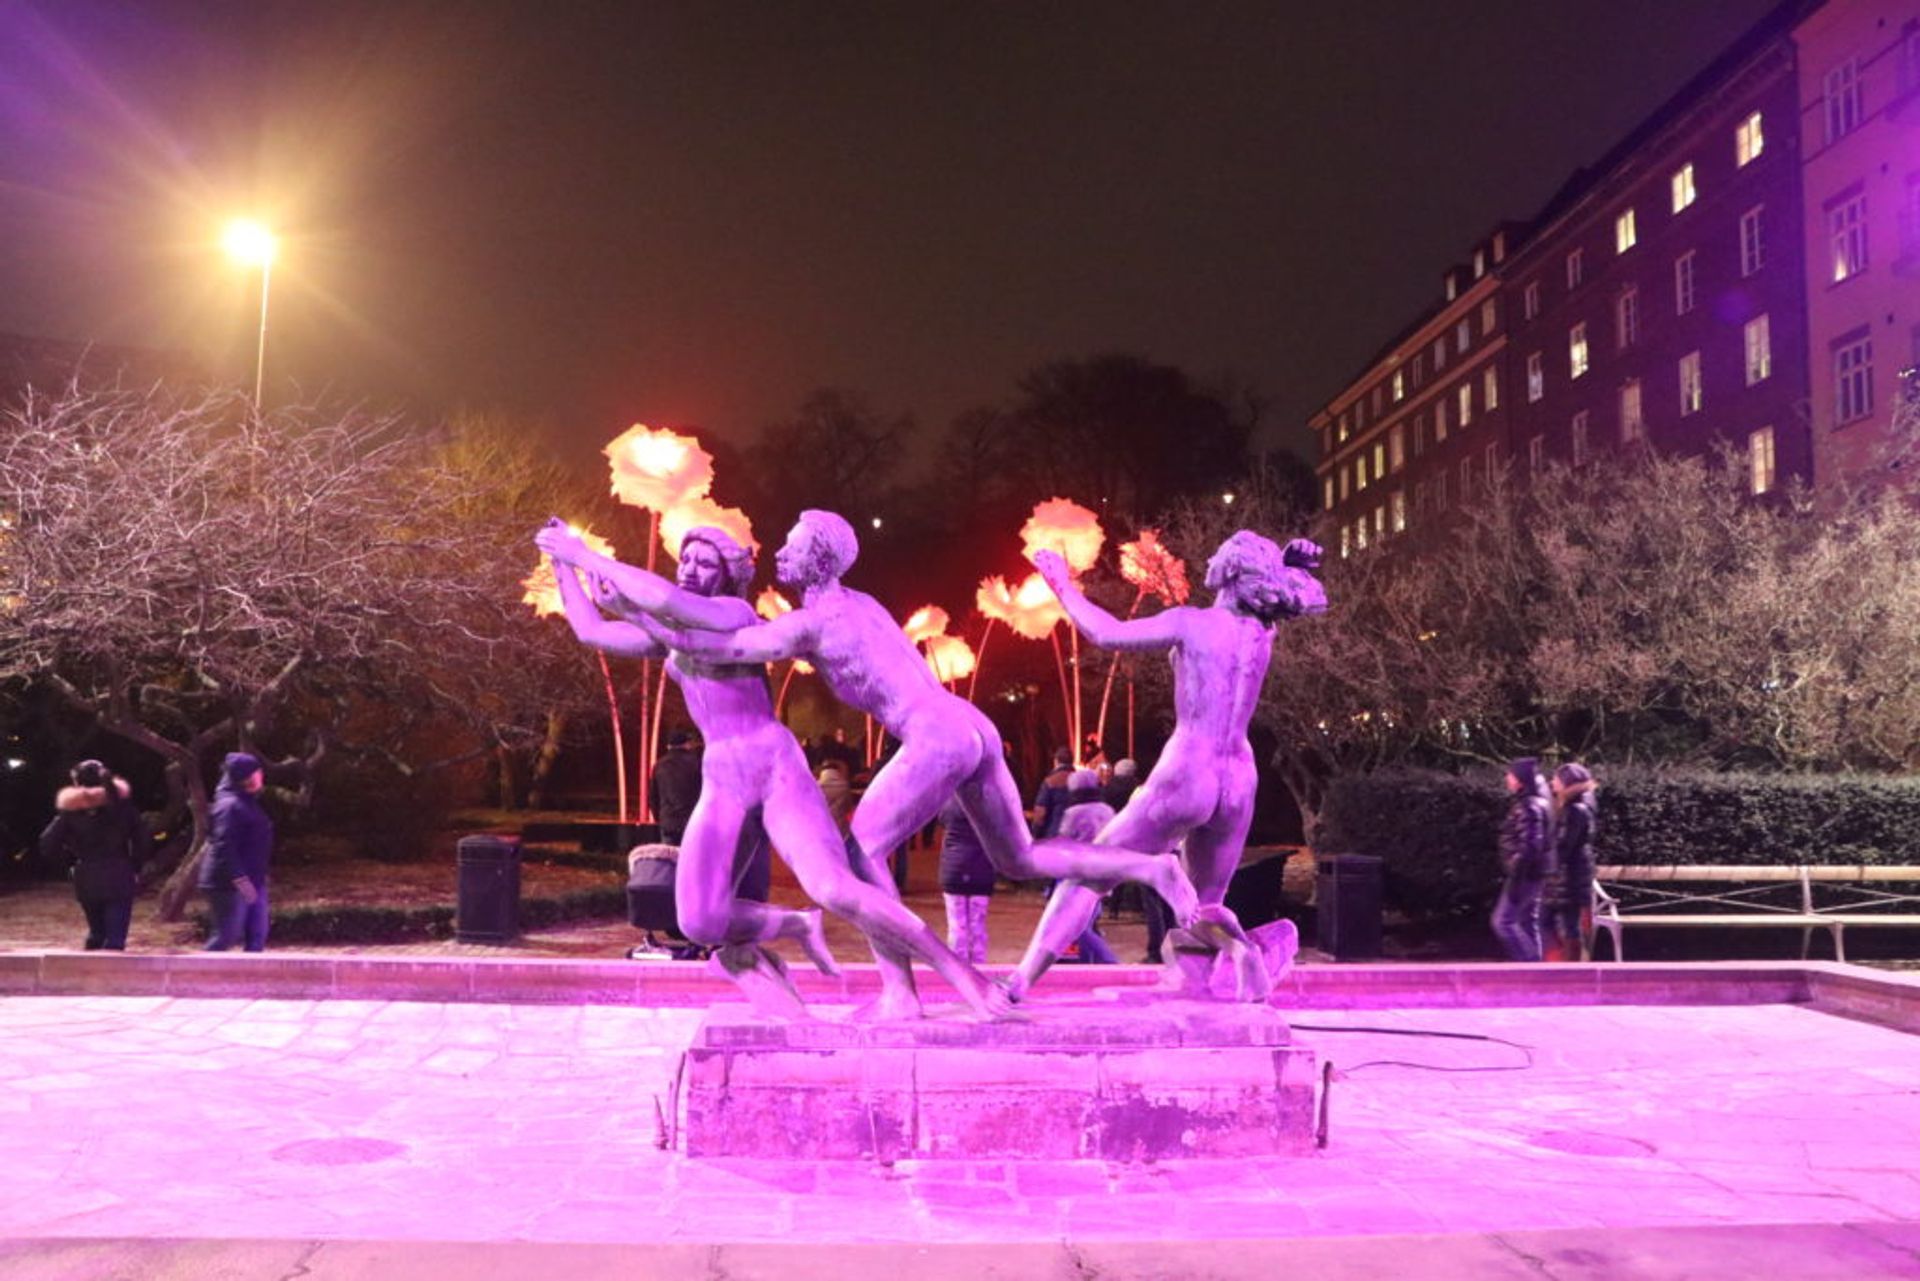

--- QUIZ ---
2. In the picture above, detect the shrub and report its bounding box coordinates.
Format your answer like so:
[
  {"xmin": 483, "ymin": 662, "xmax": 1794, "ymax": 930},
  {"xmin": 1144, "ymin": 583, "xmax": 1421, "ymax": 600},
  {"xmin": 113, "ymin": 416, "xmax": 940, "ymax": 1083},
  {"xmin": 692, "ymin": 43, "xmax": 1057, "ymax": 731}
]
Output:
[{"xmin": 1318, "ymin": 767, "xmax": 1920, "ymax": 921}]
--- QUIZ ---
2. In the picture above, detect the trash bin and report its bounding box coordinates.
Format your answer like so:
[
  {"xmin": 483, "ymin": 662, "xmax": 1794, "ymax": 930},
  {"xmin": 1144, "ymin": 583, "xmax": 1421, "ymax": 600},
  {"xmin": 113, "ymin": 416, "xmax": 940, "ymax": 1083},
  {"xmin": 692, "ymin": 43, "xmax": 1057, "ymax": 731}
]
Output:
[
  {"xmin": 456, "ymin": 834, "xmax": 522, "ymax": 943},
  {"xmin": 1315, "ymin": 852, "xmax": 1383, "ymax": 961}
]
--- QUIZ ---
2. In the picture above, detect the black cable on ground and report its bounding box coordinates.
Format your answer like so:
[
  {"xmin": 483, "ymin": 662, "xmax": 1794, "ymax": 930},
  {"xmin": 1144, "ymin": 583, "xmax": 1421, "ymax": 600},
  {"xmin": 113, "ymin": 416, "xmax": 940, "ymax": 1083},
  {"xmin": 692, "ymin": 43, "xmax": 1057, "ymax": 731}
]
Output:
[{"xmin": 1291, "ymin": 1021, "xmax": 1536, "ymax": 1074}]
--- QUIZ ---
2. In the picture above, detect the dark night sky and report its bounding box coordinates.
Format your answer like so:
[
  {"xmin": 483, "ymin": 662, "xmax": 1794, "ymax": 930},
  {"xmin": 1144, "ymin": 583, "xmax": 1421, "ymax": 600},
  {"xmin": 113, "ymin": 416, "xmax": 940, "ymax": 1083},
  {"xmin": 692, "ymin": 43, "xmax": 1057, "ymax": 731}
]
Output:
[{"xmin": 0, "ymin": 1, "xmax": 1780, "ymax": 469}]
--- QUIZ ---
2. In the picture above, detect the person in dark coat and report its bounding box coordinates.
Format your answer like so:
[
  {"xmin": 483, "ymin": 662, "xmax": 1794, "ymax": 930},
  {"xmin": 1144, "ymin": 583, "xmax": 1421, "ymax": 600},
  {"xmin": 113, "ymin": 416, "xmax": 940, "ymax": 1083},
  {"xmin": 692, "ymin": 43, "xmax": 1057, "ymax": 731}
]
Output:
[
  {"xmin": 936, "ymin": 795, "xmax": 996, "ymax": 963},
  {"xmin": 39, "ymin": 760, "xmax": 151, "ymax": 951},
  {"xmin": 1101, "ymin": 758, "xmax": 1140, "ymax": 811},
  {"xmin": 650, "ymin": 728, "xmax": 703, "ymax": 846},
  {"xmin": 1546, "ymin": 763, "xmax": 1600, "ymax": 961},
  {"xmin": 198, "ymin": 752, "xmax": 275, "ymax": 952},
  {"xmin": 1490, "ymin": 757, "xmax": 1553, "ymax": 962},
  {"xmin": 1028, "ymin": 747, "xmax": 1074, "ymax": 838},
  {"xmin": 1054, "ymin": 770, "xmax": 1120, "ymax": 964}
]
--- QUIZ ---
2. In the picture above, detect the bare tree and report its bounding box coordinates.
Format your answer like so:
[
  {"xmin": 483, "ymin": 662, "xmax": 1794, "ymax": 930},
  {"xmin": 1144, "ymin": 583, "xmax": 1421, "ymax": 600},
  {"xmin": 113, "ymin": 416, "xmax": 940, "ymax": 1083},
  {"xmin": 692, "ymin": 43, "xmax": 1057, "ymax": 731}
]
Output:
[{"xmin": 0, "ymin": 387, "xmax": 598, "ymax": 913}]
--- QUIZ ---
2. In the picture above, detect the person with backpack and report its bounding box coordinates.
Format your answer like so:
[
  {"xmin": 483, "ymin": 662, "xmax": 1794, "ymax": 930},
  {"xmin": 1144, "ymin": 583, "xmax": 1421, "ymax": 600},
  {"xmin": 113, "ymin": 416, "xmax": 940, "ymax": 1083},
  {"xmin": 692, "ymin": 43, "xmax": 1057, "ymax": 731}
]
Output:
[{"xmin": 1491, "ymin": 757, "xmax": 1553, "ymax": 962}]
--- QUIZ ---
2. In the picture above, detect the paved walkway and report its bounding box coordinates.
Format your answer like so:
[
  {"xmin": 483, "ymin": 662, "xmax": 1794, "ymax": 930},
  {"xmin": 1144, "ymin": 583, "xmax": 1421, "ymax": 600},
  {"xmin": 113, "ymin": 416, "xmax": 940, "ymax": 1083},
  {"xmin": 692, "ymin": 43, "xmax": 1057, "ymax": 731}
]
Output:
[{"xmin": 2, "ymin": 993, "xmax": 1917, "ymax": 1265}]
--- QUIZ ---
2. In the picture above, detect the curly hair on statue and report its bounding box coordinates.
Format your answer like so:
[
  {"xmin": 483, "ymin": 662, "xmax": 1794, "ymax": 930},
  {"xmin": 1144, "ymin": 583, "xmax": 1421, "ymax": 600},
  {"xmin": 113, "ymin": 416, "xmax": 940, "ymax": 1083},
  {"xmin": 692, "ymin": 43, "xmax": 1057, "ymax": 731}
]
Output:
[
  {"xmin": 1204, "ymin": 530, "xmax": 1321, "ymax": 624},
  {"xmin": 797, "ymin": 509, "xmax": 860, "ymax": 580},
  {"xmin": 682, "ymin": 526, "xmax": 757, "ymax": 598}
]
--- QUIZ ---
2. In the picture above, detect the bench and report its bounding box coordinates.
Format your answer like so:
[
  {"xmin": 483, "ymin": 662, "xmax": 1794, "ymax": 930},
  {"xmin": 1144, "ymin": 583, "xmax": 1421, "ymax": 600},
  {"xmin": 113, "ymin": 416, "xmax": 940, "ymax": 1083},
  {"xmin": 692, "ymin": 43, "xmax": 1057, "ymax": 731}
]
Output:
[{"xmin": 1590, "ymin": 864, "xmax": 1920, "ymax": 963}]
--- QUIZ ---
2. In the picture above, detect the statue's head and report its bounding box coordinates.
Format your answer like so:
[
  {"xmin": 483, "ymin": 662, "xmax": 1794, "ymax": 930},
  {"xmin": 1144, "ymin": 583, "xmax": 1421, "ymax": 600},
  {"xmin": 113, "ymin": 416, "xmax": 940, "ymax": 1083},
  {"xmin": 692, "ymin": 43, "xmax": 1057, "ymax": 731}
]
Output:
[
  {"xmin": 1204, "ymin": 530, "xmax": 1324, "ymax": 624},
  {"xmin": 678, "ymin": 526, "xmax": 756, "ymax": 599},
  {"xmin": 776, "ymin": 509, "xmax": 858, "ymax": 588}
]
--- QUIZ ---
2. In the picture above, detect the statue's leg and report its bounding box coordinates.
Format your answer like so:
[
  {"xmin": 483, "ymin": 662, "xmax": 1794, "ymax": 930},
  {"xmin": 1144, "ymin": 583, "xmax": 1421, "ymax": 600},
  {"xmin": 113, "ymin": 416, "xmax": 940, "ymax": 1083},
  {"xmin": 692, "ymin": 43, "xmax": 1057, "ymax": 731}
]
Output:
[
  {"xmin": 675, "ymin": 788, "xmax": 818, "ymax": 951},
  {"xmin": 765, "ymin": 757, "xmax": 1010, "ymax": 1022},
  {"xmin": 986, "ymin": 772, "xmax": 1198, "ymax": 1000},
  {"xmin": 1182, "ymin": 782, "xmax": 1285, "ymax": 1001},
  {"xmin": 842, "ymin": 729, "xmax": 974, "ymax": 1018}
]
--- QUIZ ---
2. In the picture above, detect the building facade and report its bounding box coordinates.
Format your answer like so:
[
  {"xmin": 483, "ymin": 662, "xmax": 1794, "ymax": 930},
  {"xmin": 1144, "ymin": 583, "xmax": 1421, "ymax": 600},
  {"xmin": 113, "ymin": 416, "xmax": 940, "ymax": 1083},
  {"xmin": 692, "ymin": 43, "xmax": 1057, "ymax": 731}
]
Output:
[
  {"xmin": 1315, "ymin": 2, "xmax": 1830, "ymax": 546},
  {"xmin": 1794, "ymin": 0, "xmax": 1920, "ymax": 481}
]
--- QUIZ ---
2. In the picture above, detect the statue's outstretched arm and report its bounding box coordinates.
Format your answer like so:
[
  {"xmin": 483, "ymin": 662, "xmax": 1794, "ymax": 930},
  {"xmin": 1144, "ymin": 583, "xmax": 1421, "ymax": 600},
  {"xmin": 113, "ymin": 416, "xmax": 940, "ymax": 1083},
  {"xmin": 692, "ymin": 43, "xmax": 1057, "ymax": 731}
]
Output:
[
  {"xmin": 550, "ymin": 560, "xmax": 667, "ymax": 660},
  {"xmin": 535, "ymin": 519, "xmax": 739, "ymax": 631},
  {"xmin": 1033, "ymin": 550, "xmax": 1184, "ymax": 653},
  {"xmin": 649, "ymin": 608, "xmax": 816, "ymax": 665}
]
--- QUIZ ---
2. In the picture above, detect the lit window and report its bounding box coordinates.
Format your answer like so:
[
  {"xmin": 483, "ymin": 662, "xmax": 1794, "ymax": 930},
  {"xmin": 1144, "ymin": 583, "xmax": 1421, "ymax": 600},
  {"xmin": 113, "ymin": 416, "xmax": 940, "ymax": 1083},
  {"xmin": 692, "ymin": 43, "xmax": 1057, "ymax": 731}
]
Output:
[
  {"xmin": 1571, "ymin": 411, "xmax": 1590, "ymax": 465},
  {"xmin": 1566, "ymin": 248, "xmax": 1585, "ymax": 289},
  {"xmin": 1341, "ymin": 524, "xmax": 1352, "ymax": 558},
  {"xmin": 1392, "ymin": 370, "xmax": 1405, "ymax": 402},
  {"xmin": 1340, "ymin": 464, "xmax": 1351, "ymax": 501},
  {"xmin": 1480, "ymin": 298, "xmax": 1496, "ymax": 333},
  {"xmin": 1338, "ymin": 413, "xmax": 1350, "ymax": 442},
  {"xmin": 1749, "ymin": 425, "xmax": 1776, "ymax": 495},
  {"xmin": 1836, "ymin": 335, "xmax": 1874, "ymax": 424},
  {"xmin": 1373, "ymin": 441, "xmax": 1386, "ymax": 479},
  {"xmin": 1569, "ymin": 322, "xmax": 1590, "ymax": 379},
  {"xmin": 1674, "ymin": 251, "xmax": 1697, "ymax": 315},
  {"xmin": 1829, "ymin": 194, "xmax": 1868, "ymax": 282},
  {"xmin": 1473, "ymin": 249, "xmax": 1486, "ymax": 279},
  {"xmin": 1615, "ymin": 208, "xmax": 1637, "ymax": 254},
  {"xmin": 1616, "ymin": 285, "xmax": 1639, "ymax": 350},
  {"xmin": 1433, "ymin": 336, "xmax": 1447, "ymax": 370},
  {"xmin": 1356, "ymin": 453, "xmax": 1369, "ymax": 491},
  {"xmin": 1740, "ymin": 205, "xmax": 1764, "ymax": 277},
  {"xmin": 1670, "ymin": 163, "xmax": 1697, "ymax": 213},
  {"xmin": 1434, "ymin": 398, "xmax": 1448, "ymax": 442},
  {"xmin": 1620, "ymin": 379, "xmax": 1644, "ymax": 442},
  {"xmin": 1744, "ymin": 314, "xmax": 1772, "ymax": 385},
  {"xmin": 1323, "ymin": 476, "xmax": 1335, "ymax": 510},
  {"xmin": 1457, "ymin": 383, "xmax": 1473, "ymax": 426},
  {"xmin": 1390, "ymin": 490, "xmax": 1407, "ymax": 533},
  {"xmin": 1389, "ymin": 423, "xmax": 1406, "ymax": 472},
  {"xmin": 1373, "ymin": 506, "xmax": 1385, "ymax": 537},
  {"xmin": 1679, "ymin": 351, "xmax": 1703, "ymax": 416},
  {"xmin": 1456, "ymin": 319, "xmax": 1471, "ymax": 354},
  {"xmin": 1736, "ymin": 110, "xmax": 1764, "ymax": 167},
  {"xmin": 1528, "ymin": 434, "xmax": 1545, "ymax": 472},
  {"xmin": 1824, "ymin": 59, "xmax": 1862, "ymax": 145},
  {"xmin": 1523, "ymin": 281, "xmax": 1540, "ymax": 320},
  {"xmin": 1527, "ymin": 352, "xmax": 1544, "ymax": 402},
  {"xmin": 1483, "ymin": 366, "xmax": 1499, "ymax": 412}
]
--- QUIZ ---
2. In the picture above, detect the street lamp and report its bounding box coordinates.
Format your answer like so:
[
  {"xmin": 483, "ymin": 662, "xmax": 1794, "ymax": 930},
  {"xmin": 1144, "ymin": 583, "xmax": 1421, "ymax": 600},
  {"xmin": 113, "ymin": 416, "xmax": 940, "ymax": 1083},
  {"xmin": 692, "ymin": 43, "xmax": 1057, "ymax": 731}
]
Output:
[{"xmin": 221, "ymin": 219, "xmax": 277, "ymax": 408}]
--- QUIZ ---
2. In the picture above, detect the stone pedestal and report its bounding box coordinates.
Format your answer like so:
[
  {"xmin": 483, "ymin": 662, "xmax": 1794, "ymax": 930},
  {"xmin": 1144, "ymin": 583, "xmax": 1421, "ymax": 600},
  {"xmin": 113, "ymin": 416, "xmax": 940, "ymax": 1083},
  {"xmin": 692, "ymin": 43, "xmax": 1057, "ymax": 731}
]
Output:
[{"xmin": 679, "ymin": 996, "xmax": 1317, "ymax": 1161}]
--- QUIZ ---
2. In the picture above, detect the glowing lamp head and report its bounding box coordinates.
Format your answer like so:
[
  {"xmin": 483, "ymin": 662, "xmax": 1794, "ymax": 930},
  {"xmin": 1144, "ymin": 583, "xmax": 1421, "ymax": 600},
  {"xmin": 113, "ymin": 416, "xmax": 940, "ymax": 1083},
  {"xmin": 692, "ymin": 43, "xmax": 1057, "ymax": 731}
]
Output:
[
  {"xmin": 604, "ymin": 423, "xmax": 715, "ymax": 513},
  {"xmin": 1020, "ymin": 498, "xmax": 1105, "ymax": 575},
  {"xmin": 221, "ymin": 219, "xmax": 278, "ymax": 268}
]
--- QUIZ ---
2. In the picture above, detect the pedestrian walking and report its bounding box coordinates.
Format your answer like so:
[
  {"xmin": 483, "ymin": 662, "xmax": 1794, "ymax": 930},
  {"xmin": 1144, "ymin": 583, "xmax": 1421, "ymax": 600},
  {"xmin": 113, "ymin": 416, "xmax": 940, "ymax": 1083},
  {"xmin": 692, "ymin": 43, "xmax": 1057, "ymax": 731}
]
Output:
[
  {"xmin": 1491, "ymin": 757, "xmax": 1553, "ymax": 962},
  {"xmin": 199, "ymin": 752, "xmax": 275, "ymax": 953},
  {"xmin": 1546, "ymin": 763, "xmax": 1599, "ymax": 961},
  {"xmin": 936, "ymin": 795, "xmax": 995, "ymax": 963},
  {"xmin": 1055, "ymin": 769, "xmax": 1119, "ymax": 964}
]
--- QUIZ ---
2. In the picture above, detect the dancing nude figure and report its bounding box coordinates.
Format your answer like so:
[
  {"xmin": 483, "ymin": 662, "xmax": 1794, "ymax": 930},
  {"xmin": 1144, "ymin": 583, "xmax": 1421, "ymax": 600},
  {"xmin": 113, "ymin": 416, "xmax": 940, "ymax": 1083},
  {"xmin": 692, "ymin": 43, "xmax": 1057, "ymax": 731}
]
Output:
[
  {"xmin": 557, "ymin": 510, "xmax": 1198, "ymax": 1017},
  {"xmin": 1017, "ymin": 531, "xmax": 1326, "ymax": 1002},
  {"xmin": 536, "ymin": 520, "xmax": 1009, "ymax": 1020}
]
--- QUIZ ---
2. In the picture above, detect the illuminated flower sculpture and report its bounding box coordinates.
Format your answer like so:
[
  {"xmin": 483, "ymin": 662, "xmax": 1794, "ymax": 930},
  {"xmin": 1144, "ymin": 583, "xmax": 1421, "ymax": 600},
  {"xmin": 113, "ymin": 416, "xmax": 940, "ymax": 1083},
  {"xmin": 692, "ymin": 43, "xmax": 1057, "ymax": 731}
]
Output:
[
  {"xmin": 1119, "ymin": 527, "xmax": 1191, "ymax": 607},
  {"xmin": 1018, "ymin": 498, "xmax": 1106, "ymax": 761},
  {"xmin": 924, "ymin": 633, "xmax": 977, "ymax": 685},
  {"xmin": 604, "ymin": 423, "xmax": 714, "ymax": 514},
  {"xmin": 659, "ymin": 494, "xmax": 757, "ymax": 561},
  {"xmin": 523, "ymin": 525, "xmax": 631, "ymax": 820},
  {"xmin": 903, "ymin": 604, "xmax": 951, "ymax": 645}
]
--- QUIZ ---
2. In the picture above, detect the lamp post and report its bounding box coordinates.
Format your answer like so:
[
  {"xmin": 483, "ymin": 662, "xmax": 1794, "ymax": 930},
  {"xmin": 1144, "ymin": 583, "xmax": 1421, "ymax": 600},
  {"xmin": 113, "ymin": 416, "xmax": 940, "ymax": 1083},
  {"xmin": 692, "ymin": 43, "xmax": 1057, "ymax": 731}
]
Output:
[{"xmin": 221, "ymin": 219, "xmax": 277, "ymax": 408}]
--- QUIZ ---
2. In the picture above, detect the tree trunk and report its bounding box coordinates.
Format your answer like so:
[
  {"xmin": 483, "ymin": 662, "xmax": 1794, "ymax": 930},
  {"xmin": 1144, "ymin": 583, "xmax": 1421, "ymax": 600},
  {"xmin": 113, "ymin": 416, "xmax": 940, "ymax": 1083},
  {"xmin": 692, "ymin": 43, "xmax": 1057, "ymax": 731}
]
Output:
[{"xmin": 527, "ymin": 710, "xmax": 566, "ymax": 809}]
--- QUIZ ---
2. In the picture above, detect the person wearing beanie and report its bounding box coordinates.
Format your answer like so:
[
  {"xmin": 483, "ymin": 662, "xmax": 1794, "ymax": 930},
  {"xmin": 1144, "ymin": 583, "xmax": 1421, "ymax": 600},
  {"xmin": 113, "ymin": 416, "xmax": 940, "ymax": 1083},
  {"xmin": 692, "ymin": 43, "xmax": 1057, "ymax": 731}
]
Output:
[
  {"xmin": 650, "ymin": 727, "xmax": 703, "ymax": 848},
  {"xmin": 936, "ymin": 795, "xmax": 996, "ymax": 963},
  {"xmin": 1028, "ymin": 747, "xmax": 1075, "ymax": 839},
  {"xmin": 1546, "ymin": 764, "xmax": 1600, "ymax": 961},
  {"xmin": 1101, "ymin": 758, "xmax": 1140, "ymax": 811},
  {"xmin": 197, "ymin": 752, "xmax": 275, "ymax": 952},
  {"xmin": 38, "ymin": 760, "xmax": 151, "ymax": 950},
  {"xmin": 1491, "ymin": 757, "xmax": 1554, "ymax": 962}
]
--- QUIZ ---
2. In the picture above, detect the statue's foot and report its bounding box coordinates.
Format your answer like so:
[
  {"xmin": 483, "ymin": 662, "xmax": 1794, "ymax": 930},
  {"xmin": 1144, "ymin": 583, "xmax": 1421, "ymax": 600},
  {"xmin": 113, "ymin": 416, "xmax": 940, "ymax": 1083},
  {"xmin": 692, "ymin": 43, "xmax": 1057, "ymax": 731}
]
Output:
[
  {"xmin": 708, "ymin": 944, "xmax": 809, "ymax": 1021},
  {"xmin": 1215, "ymin": 936, "xmax": 1273, "ymax": 1003},
  {"xmin": 997, "ymin": 972, "xmax": 1030, "ymax": 1006},
  {"xmin": 1249, "ymin": 918, "xmax": 1300, "ymax": 987},
  {"xmin": 960, "ymin": 976, "xmax": 1027, "ymax": 1023},
  {"xmin": 1150, "ymin": 856, "xmax": 1201, "ymax": 928},
  {"xmin": 851, "ymin": 985, "xmax": 924, "ymax": 1023},
  {"xmin": 1156, "ymin": 928, "xmax": 1214, "ymax": 998},
  {"xmin": 796, "ymin": 909, "xmax": 841, "ymax": 977}
]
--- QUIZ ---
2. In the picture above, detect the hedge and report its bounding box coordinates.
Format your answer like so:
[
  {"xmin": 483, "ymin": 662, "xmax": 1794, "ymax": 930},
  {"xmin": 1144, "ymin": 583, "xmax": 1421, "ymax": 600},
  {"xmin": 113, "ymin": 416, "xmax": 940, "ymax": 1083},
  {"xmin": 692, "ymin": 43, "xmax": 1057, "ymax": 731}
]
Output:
[
  {"xmin": 1318, "ymin": 767, "xmax": 1920, "ymax": 920},
  {"xmin": 192, "ymin": 885, "xmax": 629, "ymax": 946}
]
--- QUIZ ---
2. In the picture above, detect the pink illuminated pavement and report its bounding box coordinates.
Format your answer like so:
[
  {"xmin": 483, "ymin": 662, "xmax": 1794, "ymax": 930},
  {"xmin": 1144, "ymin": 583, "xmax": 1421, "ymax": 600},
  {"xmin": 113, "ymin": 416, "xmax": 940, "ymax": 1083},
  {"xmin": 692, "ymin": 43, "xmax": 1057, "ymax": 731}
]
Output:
[{"xmin": 2, "ymin": 959, "xmax": 1920, "ymax": 1278}]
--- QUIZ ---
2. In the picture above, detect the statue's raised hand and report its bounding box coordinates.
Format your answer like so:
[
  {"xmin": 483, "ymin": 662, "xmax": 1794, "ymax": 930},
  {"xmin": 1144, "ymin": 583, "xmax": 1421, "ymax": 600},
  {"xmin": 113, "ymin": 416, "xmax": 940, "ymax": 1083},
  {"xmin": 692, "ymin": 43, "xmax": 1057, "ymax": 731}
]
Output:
[
  {"xmin": 1032, "ymin": 549, "xmax": 1071, "ymax": 595},
  {"xmin": 1282, "ymin": 538, "xmax": 1324, "ymax": 572},
  {"xmin": 535, "ymin": 518, "xmax": 588, "ymax": 565}
]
